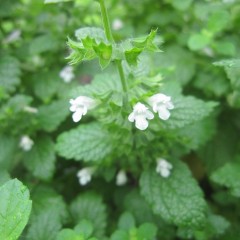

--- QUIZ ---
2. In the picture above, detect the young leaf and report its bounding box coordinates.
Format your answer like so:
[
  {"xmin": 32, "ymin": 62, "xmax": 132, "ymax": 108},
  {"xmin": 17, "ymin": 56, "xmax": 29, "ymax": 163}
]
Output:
[
  {"xmin": 23, "ymin": 136, "xmax": 56, "ymax": 180},
  {"xmin": 56, "ymin": 122, "xmax": 114, "ymax": 162},
  {"xmin": 211, "ymin": 161, "xmax": 240, "ymax": 197},
  {"xmin": 57, "ymin": 229, "xmax": 82, "ymax": 240},
  {"xmin": 118, "ymin": 212, "xmax": 136, "ymax": 231},
  {"xmin": 45, "ymin": 0, "xmax": 73, "ymax": 3},
  {"xmin": 70, "ymin": 192, "xmax": 107, "ymax": 238},
  {"xmin": 0, "ymin": 179, "xmax": 32, "ymax": 240},
  {"xmin": 140, "ymin": 160, "xmax": 207, "ymax": 228}
]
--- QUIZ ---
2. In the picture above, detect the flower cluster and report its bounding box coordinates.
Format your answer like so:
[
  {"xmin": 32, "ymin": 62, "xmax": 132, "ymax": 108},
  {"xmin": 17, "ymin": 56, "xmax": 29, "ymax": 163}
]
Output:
[
  {"xmin": 156, "ymin": 158, "xmax": 173, "ymax": 178},
  {"xmin": 77, "ymin": 167, "xmax": 95, "ymax": 186},
  {"xmin": 69, "ymin": 93, "xmax": 173, "ymax": 130},
  {"xmin": 128, "ymin": 93, "xmax": 174, "ymax": 130}
]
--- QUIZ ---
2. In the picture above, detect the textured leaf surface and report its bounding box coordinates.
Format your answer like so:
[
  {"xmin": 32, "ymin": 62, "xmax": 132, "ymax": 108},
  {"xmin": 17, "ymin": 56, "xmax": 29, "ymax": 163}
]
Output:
[
  {"xmin": 37, "ymin": 100, "xmax": 69, "ymax": 132},
  {"xmin": 161, "ymin": 96, "xmax": 217, "ymax": 129},
  {"xmin": 0, "ymin": 56, "xmax": 21, "ymax": 93},
  {"xmin": 70, "ymin": 193, "xmax": 107, "ymax": 238},
  {"xmin": 140, "ymin": 160, "xmax": 207, "ymax": 228},
  {"xmin": 24, "ymin": 137, "xmax": 56, "ymax": 180},
  {"xmin": 0, "ymin": 179, "xmax": 32, "ymax": 240},
  {"xmin": 56, "ymin": 123, "xmax": 113, "ymax": 162},
  {"xmin": 211, "ymin": 162, "xmax": 240, "ymax": 197}
]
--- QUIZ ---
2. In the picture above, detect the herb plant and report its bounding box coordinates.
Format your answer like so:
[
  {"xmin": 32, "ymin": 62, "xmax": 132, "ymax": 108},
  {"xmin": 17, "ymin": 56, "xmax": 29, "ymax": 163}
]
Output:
[{"xmin": 0, "ymin": 0, "xmax": 240, "ymax": 239}]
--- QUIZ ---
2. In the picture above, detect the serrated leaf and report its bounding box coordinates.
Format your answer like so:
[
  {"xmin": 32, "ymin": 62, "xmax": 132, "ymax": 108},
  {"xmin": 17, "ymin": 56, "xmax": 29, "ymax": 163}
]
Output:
[
  {"xmin": 0, "ymin": 179, "xmax": 32, "ymax": 240},
  {"xmin": 132, "ymin": 29, "xmax": 161, "ymax": 52},
  {"xmin": 140, "ymin": 160, "xmax": 207, "ymax": 228},
  {"xmin": 211, "ymin": 161, "xmax": 240, "ymax": 197},
  {"xmin": 0, "ymin": 56, "xmax": 21, "ymax": 93},
  {"xmin": 23, "ymin": 136, "xmax": 56, "ymax": 180},
  {"xmin": 37, "ymin": 100, "xmax": 70, "ymax": 132},
  {"xmin": 26, "ymin": 208, "xmax": 62, "ymax": 240},
  {"xmin": 160, "ymin": 96, "xmax": 217, "ymax": 129},
  {"xmin": 70, "ymin": 192, "xmax": 107, "ymax": 238},
  {"xmin": 74, "ymin": 220, "xmax": 94, "ymax": 238},
  {"xmin": 56, "ymin": 122, "xmax": 113, "ymax": 162},
  {"xmin": 75, "ymin": 27, "xmax": 106, "ymax": 43}
]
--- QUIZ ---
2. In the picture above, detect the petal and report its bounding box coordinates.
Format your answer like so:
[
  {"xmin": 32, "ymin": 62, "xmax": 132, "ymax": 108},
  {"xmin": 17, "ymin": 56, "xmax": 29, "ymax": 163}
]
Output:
[
  {"xmin": 128, "ymin": 112, "xmax": 135, "ymax": 122},
  {"xmin": 146, "ymin": 110, "xmax": 154, "ymax": 120},
  {"xmin": 72, "ymin": 111, "xmax": 83, "ymax": 122},
  {"xmin": 160, "ymin": 168, "xmax": 171, "ymax": 178},
  {"xmin": 69, "ymin": 105, "xmax": 77, "ymax": 112},
  {"xmin": 166, "ymin": 101, "xmax": 174, "ymax": 110},
  {"xmin": 135, "ymin": 117, "xmax": 149, "ymax": 130},
  {"xmin": 157, "ymin": 106, "xmax": 171, "ymax": 120}
]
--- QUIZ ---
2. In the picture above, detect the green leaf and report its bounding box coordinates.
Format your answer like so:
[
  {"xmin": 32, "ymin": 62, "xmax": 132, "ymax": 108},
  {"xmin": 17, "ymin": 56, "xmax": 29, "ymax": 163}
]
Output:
[
  {"xmin": 29, "ymin": 34, "xmax": 59, "ymax": 55},
  {"xmin": 70, "ymin": 192, "xmax": 107, "ymax": 238},
  {"xmin": 75, "ymin": 27, "xmax": 106, "ymax": 43},
  {"xmin": 170, "ymin": 0, "xmax": 193, "ymax": 10},
  {"xmin": 74, "ymin": 220, "xmax": 94, "ymax": 238},
  {"xmin": 0, "ymin": 55, "xmax": 21, "ymax": 93},
  {"xmin": 160, "ymin": 96, "xmax": 217, "ymax": 129},
  {"xmin": 118, "ymin": 212, "xmax": 136, "ymax": 231},
  {"xmin": 207, "ymin": 10, "xmax": 230, "ymax": 33},
  {"xmin": 124, "ymin": 47, "xmax": 142, "ymax": 66},
  {"xmin": 26, "ymin": 208, "xmax": 62, "ymax": 240},
  {"xmin": 32, "ymin": 70, "xmax": 61, "ymax": 102},
  {"xmin": 0, "ymin": 134, "xmax": 17, "ymax": 170},
  {"xmin": 37, "ymin": 100, "xmax": 70, "ymax": 132},
  {"xmin": 0, "ymin": 171, "xmax": 10, "ymax": 186},
  {"xmin": 0, "ymin": 179, "xmax": 32, "ymax": 240},
  {"xmin": 56, "ymin": 122, "xmax": 114, "ymax": 162},
  {"xmin": 211, "ymin": 161, "xmax": 240, "ymax": 197},
  {"xmin": 132, "ymin": 29, "xmax": 161, "ymax": 52},
  {"xmin": 110, "ymin": 230, "xmax": 128, "ymax": 240},
  {"xmin": 138, "ymin": 223, "xmax": 157, "ymax": 239},
  {"xmin": 188, "ymin": 33, "xmax": 211, "ymax": 51},
  {"xmin": 140, "ymin": 160, "xmax": 207, "ymax": 228},
  {"xmin": 24, "ymin": 136, "xmax": 56, "ymax": 180},
  {"xmin": 57, "ymin": 229, "xmax": 83, "ymax": 240}
]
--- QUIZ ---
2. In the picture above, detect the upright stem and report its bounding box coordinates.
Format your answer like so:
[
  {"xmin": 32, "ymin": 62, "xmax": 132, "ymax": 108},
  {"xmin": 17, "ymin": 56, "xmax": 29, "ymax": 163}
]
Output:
[{"xmin": 98, "ymin": 0, "xmax": 128, "ymax": 93}]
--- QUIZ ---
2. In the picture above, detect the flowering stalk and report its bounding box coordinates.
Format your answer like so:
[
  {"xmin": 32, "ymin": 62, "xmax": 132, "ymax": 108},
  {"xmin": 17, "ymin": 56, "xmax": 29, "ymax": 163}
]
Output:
[{"xmin": 98, "ymin": 0, "xmax": 128, "ymax": 93}]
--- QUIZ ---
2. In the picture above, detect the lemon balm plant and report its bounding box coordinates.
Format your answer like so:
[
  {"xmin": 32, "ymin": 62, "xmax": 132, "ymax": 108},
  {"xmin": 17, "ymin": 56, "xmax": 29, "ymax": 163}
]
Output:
[{"xmin": 1, "ymin": 0, "xmax": 239, "ymax": 239}]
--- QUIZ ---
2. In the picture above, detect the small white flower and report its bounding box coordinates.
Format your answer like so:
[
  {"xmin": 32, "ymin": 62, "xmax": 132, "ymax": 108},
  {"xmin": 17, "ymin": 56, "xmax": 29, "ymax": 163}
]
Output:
[
  {"xmin": 77, "ymin": 167, "xmax": 94, "ymax": 186},
  {"xmin": 148, "ymin": 93, "xmax": 174, "ymax": 120},
  {"xmin": 19, "ymin": 135, "xmax": 34, "ymax": 151},
  {"xmin": 156, "ymin": 158, "xmax": 173, "ymax": 178},
  {"xmin": 112, "ymin": 19, "xmax": 124, "ymax": 31},
  {"xmin": 128, "ymin": 102, "xmax": 154, "ymax": 130},
  {"xmin": 4, "ymin": 30, "xmax": 21, "ymax": 44},
  {"xmin": 23, "ymin": 106, "xmax": 38, "ymax": 114},
  {"xmin": 60, "ymin": 65, "xmax": 75, "ymax": 83},
  {"xmin": 69, "ymin": 96, "xmax": 97, "ymax": 122},
  {"xmin": 116, "ymin": 170, "xmax": 128, "ymax": 186}
]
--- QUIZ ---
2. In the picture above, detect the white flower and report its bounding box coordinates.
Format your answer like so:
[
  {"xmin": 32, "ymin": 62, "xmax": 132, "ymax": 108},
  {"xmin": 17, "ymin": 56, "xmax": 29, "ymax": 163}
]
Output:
[
  {"xmin": 128, "ymin": 102, "xmax": 154, "ymax": 130},
  {"xmin": 156, "ymin": 158, "xmax": 173, "ymax": 178},
  {"xmin": 60, "ymin": 65, "xmax": 75, "ymax": 83},
  {"xmin": 69, "ymin": 96, "xmax": 97, "ymax": 122},
  {"xmin": 148, "ymin": 93, "xmax": 174, "ymax": 120},
  {"xmin": 19, "ymin": 135, "xmax": 34, "ymax": 151},
  {"xmin": 77, "ymin": 167, "xmax": 94, "ymax": 186},
  {"xmin": 4, "ymin": 30, "xmax": 21, "ymax": 44},
  {"xmin": 116, "ymin": 170, "xmax": 128, "ymax": 186},
  {"xmin": 23, "ymin": 106, "xmax": 38, "ymax": 114},
  {"xmin": 112, "ymin": 19, "xmax": 124, "ymax": 31}
]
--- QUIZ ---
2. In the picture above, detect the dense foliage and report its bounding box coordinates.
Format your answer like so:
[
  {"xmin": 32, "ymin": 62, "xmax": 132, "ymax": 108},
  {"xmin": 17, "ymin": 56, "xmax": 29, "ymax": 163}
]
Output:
[{"xmin": 0, "ymin": 0, "xmax": 240, "ymax": 239}]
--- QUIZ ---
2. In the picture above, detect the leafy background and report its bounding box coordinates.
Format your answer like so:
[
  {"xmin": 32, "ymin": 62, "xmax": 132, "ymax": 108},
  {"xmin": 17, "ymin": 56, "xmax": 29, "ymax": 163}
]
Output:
[{"xmin": 0, "ymin": 0, "xmax": 240, "ymax": 239}]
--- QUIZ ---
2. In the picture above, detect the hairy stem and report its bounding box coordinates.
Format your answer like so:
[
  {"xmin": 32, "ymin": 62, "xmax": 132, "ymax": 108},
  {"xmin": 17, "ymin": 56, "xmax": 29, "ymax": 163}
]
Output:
[{"xmin": 98, "ymin": 0, "xmax": 128, "ymax": 93}]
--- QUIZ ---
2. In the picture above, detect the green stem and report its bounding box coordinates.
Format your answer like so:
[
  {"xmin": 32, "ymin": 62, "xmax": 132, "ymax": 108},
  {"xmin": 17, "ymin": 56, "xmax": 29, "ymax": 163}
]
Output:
[
  {"xmin": 98, "ymin": 0, "xmax": 113, "ymax": 42},
  {"xmin": 98, "ymin": 0, "xmax": 128, "ymax": 93},
  {"xmin": 116, "ymin": 60, "xmax": 128, "ymax": 92}
]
